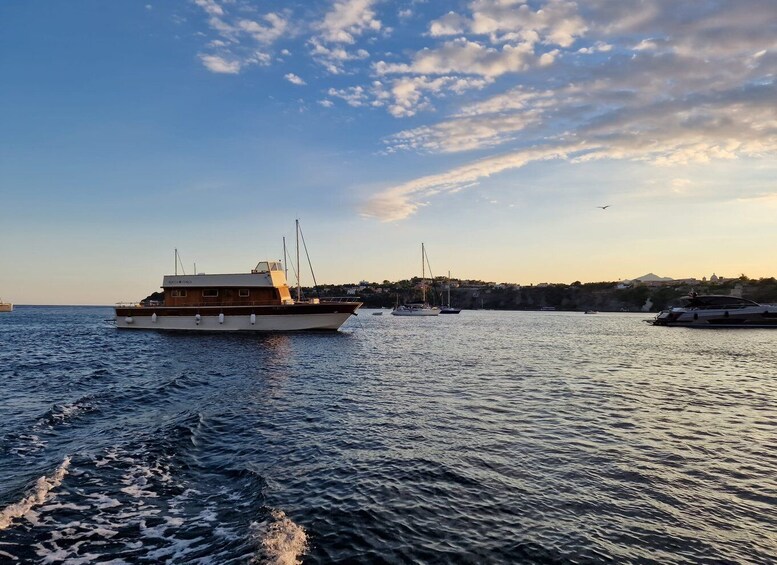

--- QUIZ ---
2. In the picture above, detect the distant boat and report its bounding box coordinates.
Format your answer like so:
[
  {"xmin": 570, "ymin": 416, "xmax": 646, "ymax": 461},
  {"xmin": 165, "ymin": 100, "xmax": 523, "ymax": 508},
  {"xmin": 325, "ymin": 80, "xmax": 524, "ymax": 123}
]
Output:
[
  {"xmin": 651, "ymin": 295, "xmax": 777, "ymax": 327},
  {"xmin": 440, "ymin": 271, "xmax": 461, "ymax": 314},
  {"xmin": 392, "ymin": 243, "xmax": 440, "ymax": 317},
  {"xmin": 584, "ymin": 310, "xmax": 598, "ymax": 314},
  {"xmin": 540, "ymin": 306, "xmax": 556, "ymax": 311},
  {"xmin": 0, "ymin": 299, "xmax": 12, "ymax": 313},
  {"xmin": 372, "ymin": 312, "xmax": 383, "ymax": 316},
  {"xmin": 392, "ymin": 303, "xmax": 441, "ymax": 316}
]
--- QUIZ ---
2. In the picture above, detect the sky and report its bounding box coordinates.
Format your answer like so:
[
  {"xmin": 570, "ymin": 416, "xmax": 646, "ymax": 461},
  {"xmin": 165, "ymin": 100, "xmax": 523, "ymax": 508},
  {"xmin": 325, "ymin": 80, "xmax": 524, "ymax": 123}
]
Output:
[{"xmin": 1, "ymin": 0, "xmax": 776, "ymax": 304}]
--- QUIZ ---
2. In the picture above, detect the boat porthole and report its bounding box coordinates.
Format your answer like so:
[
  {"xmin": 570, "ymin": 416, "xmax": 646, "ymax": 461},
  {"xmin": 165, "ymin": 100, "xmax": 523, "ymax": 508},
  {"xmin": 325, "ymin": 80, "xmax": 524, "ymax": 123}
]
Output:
[{"xmin": 693, "ymin": 313, "xmax": 698, "ymax": 320}]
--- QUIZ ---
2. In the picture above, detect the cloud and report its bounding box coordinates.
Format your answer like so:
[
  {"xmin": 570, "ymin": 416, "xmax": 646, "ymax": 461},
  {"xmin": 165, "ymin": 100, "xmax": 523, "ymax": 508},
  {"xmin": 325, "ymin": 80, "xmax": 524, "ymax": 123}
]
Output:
[
  {"xmin": 326, "ymin": 75, "xmax": 491, "ymax": 117},
  {"xmin": 237, "ymin": 14, "xmax": 288, "ymax": 45},
  {"xmin": 194, "ymin": 0, "xmax": 223, "ymax": 17},
  {"xmin": 193, "ymin": 1, "xmax": 291, "ymax": 74},
  {"xmin": 375, "ymin": 38, "xmax": 538, "ymax": 78},
  {"xmin": 308, "ymin": 38, "xmax": 370, "ymax": 74},
  {"xmin": 316, "ymin": 0, "xmax": 382, "ymax": 44},
  {"xmin": 359, "ymin": 1, "xmax": 777, "ymax": 218},
  {"xmin": 363, "ymin": 145, "xmax": 573, "ymax": 221},
  {"xmin": 428, "ymin": 0, "xmax": 587, "ymax": 46},
  {"xmin": 198, "ymin": 54, "xmax": 241, "ymax": 74},
  {"xmin": 285, "ymin": 73, "xmax": 307, "ymax": 85},
  {"xmin": 429, "ymin": 12, "xmax": 466, "ymax": 36},
  {"xmin": 367, "ymin": 79, "xmax": 777, "ymax": 219}
]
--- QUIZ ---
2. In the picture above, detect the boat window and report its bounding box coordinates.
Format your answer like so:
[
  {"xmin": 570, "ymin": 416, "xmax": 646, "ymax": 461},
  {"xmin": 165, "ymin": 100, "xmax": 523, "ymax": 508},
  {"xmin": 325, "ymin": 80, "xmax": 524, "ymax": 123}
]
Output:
[
  {"xmin": 202, "ymin": 289, "xmax": 219, "ymax": 297},
  {"xmin": 171, "ymin": 290, "xmax": 187, "ymax": 298},
  {"xmin": 238, "ymin": 289, "xmax": 250, "ymax": 297}
]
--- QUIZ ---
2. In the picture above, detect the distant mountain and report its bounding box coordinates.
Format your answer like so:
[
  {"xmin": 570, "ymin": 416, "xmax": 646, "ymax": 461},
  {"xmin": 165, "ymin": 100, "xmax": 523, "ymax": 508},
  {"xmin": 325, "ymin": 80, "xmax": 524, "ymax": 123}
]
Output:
[{"xmin": 632, "ymin": 273, "xmax": 674, "ymax": 282}]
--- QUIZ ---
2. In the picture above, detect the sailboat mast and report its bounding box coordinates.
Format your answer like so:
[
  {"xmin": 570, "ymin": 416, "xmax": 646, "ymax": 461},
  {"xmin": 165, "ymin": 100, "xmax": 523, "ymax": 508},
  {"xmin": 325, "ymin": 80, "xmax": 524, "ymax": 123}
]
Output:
[
  {"xmin": 296, "ymin": 219, "xmax": 301, "ymax": 302},
  {"xmin": 283, "ymin": 236, "xmax": 288, "ymax": 281},
  {"xmin": 447, "ymin": 270, "xmax": 451, "ymax": 308},
  {"xmin": 174, "ymin": 249, "xmax": 178, "ymax": 276},
  {"xmin": 421, "ymin": 242, "xmax": 426, "ymax": 304}
]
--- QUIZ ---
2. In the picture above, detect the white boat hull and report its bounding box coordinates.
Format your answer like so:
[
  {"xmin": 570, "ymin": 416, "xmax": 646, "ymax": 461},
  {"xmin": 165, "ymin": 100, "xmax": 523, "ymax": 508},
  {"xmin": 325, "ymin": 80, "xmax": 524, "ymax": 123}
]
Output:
[
  {"xmin": 116, "ymin": 312, "xmax": 355, "ymax": 331},
  {"xmin": 391, "ymin": 308, "xmax": 440, "ymax": 316},
  {"xmin": 0, "ymin": 303, "xmax": 12, "ymax": 313}
]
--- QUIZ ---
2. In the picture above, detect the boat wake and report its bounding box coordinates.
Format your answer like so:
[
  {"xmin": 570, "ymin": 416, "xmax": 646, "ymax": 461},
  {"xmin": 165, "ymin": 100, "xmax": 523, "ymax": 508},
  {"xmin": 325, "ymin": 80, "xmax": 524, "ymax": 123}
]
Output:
[
  {"xmin": 37, "ymin": 396, "xmax": 99, "ymax": 429},
  {"xmin": 252, "ymin": 509, "xmax": 308, "ymax": 565},
  {"xmin": 0, "ymin": 456, "xmax": 71, "ymax": 530}
]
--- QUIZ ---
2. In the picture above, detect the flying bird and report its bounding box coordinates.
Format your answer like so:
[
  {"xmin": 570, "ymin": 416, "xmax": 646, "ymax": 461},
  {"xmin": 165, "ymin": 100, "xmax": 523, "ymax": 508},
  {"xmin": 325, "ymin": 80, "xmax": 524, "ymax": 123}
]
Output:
[{"xmin": 597, "ymin": 205, "xmax": 610, "ymax": 210}]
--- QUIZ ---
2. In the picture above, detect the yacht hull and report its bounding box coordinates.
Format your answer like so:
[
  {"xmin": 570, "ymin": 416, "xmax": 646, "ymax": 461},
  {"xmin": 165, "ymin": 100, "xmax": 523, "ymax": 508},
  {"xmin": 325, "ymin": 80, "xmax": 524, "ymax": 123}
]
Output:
[
  {"xmin": 115, "ymin": 304, "xmax": 360, "ymax": 332},
  {"xmin": 391, "ymin": 308, "xmax": 440, "ymax": 316},
  {"xmin": 653, "ymin": 306, "xmax": 777, "ymax": 327}
]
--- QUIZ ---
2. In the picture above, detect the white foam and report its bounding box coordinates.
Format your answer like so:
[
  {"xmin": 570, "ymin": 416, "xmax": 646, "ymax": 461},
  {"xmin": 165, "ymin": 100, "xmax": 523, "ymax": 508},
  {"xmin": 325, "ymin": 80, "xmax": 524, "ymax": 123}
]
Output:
[
  {"xmin": 0, "ymin": 456, "xmax": 71, "ymax": 530},
  {"xmin": 252, "ymin": 509, "xmax": 308, "ymax": 565}
]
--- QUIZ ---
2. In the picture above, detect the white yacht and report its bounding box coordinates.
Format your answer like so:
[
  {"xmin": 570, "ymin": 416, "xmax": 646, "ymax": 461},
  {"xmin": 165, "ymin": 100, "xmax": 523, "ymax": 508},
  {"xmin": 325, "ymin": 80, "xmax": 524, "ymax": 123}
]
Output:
[
  {"xmin": 392, "ymin": 303, "xmax": 441, "ymax": 316},
  {"xmin": 652, "ymin": 295, "xmax": 777, "ymax": 328},
  {"xmin": 115, "ymin": 223, "xmax": 362, "ymax": 332},
  {"xmin": 115, "ymin": 260, "xmax": 361, "ymax": 331}
]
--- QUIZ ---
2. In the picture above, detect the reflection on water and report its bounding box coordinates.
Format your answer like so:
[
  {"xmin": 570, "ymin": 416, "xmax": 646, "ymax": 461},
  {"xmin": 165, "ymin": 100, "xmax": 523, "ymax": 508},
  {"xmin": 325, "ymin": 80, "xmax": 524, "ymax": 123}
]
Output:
[{"xmin": 0, "ymin": 307, "xmax": 775, "ymax": 563}]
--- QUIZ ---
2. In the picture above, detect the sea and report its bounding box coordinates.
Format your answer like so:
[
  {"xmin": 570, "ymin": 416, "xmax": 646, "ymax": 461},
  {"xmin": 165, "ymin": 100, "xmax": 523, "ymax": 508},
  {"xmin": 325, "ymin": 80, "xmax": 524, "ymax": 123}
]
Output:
[{"xmin": 1, "ymin": 306, "xmax": 775, "ymax": 564}]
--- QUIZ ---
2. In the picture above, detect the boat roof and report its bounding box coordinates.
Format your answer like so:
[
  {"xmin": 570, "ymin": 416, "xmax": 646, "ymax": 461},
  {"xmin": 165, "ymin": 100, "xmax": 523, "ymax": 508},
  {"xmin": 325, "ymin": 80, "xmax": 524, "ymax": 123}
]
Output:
[
  {"xmin": 682, "ymin": 295, "xmax": 759, "ymax": 307},
  {"xmin": 162, "ymin": 261, "xmax": 287, "ymax": 288}
]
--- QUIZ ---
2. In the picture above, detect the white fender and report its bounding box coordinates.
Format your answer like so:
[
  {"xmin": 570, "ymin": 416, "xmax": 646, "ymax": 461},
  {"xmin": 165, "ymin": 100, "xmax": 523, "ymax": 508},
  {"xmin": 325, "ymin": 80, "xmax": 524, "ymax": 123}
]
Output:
[
  {"xmin": 218, "ymin": 313, "xmax": 225, "ymax": 324},
  {"xmin": 125, "ymin": 316, "xmax": 133, "ymax": 324},
  {"xmin": 151, "ymin": 313, "xmax": 157, "ymax": 323},
  {"xmin": 195, "ymin": 314, "xmax": 201, "ymax": 325},
  {"xmin": 250, "ymin": 313, "xmax": 256, "ymax": 325}
]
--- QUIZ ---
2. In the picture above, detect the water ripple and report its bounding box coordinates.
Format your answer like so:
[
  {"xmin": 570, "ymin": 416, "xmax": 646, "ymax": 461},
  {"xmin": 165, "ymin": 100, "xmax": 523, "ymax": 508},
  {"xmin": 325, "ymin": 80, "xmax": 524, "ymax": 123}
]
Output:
[{"xmin": 1, "ymin": 307, "xmax": 776, "ymax": 563}]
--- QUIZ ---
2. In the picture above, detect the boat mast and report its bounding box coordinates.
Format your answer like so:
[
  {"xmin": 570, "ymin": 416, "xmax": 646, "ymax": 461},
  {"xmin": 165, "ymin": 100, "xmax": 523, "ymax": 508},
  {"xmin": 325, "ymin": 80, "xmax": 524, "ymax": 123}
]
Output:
[
  {"xmin": 296, "ymin": 219, "xmax": 301, "ymax": 302},
  {"xmin": 175, "ymin": 248, "xmax": 178, "ymax": 276},
  {"xmin": 447, "ymin": 270, "xmax": 451, "ymax": 308},
  {"xmin": 283, "ymin": 236, "xmax": 288, "ymax": 281},
  {"xmin": 422, "ymin": 242, "xmax": 426, "ymax": 304}
]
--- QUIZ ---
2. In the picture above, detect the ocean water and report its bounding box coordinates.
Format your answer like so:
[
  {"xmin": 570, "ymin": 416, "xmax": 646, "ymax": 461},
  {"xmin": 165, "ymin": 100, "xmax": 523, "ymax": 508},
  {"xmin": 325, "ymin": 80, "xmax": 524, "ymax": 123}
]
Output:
[{"xmin": 1, "ymin": 306, "xmax": 776, "ymax": 564}]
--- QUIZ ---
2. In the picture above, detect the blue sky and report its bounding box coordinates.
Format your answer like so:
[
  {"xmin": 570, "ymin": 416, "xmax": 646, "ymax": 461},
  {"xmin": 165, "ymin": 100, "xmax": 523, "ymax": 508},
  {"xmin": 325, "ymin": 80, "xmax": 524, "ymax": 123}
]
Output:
[{"xmin": 1, "ymin": 0, "xmax": 776, "ymax": 304}]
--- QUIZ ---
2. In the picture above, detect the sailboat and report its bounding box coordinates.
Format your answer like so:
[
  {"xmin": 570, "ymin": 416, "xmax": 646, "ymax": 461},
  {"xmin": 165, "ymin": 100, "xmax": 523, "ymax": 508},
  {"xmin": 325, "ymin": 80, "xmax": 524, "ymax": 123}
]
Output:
[
  {"xmin": 391, "ymin": 243, "xmax": 440, "ymax": 316},
  {"xmin": 440, "ymin": 271, "xmax": 461, "ymax": 314}
]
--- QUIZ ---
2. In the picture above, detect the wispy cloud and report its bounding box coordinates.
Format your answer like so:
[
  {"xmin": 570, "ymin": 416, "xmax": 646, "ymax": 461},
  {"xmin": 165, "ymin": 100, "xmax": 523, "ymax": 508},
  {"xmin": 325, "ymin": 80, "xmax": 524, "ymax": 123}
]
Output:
[
  {"xmin": 285, "ymin": 72, "xmax": 307, "ymax": 85},
  {"xmin": 362, "ymin": 1, "xmax": 777, "ymax": 219},
  {"xmin": 199, "ymin": 53, "xmax": 241, "ymax": 74},
  {"xmin": 193, "ymin": 0, "xmax": 290, "ymax": 74},
  {"xmin": 185, "ymin": 1, "xmax": 777, "ymax": 222}
]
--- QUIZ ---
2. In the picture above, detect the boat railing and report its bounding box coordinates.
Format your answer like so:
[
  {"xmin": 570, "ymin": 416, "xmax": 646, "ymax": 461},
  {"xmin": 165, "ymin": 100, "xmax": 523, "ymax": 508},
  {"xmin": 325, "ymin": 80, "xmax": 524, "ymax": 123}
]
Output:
[
  {"xmin": 116, "ymin": 297, "xmax": 362, "ymax": 308},
  {"xmin": 318, "ymin": 296, "xmax": 360, "ymax": 303}
]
